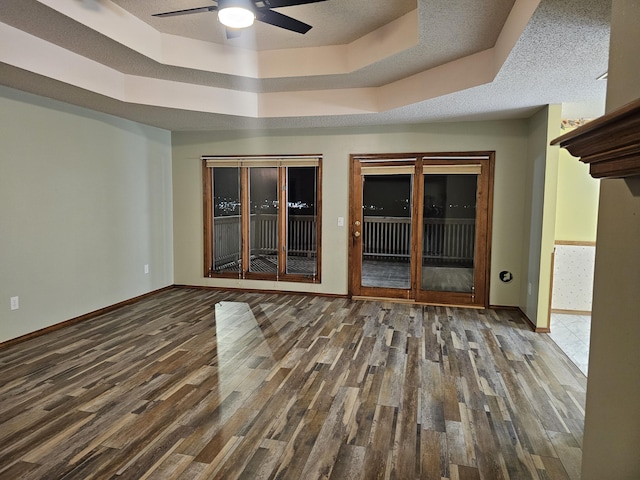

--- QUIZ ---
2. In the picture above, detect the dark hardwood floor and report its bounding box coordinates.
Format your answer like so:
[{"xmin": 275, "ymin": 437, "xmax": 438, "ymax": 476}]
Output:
[{"xmin": 0, "ymin": 287, "xmax": 586, "ymax": 479}]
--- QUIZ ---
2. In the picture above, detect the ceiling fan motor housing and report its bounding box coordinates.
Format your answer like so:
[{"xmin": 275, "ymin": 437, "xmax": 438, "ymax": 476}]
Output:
[{"xmin": 218, "ymin": 0, "xmax": 257, "ymax": 29}]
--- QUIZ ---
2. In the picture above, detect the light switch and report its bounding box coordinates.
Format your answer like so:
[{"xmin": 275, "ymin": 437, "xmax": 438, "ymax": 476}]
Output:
[{"xmin": 337, "ymin": 217, "xmax": 344, "ymax": 227}]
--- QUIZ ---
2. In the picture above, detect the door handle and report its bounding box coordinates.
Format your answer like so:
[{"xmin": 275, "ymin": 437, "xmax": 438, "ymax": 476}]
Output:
[{"xmin": 353, "ymin": 231, "xmax": 361, "ymax": 238}]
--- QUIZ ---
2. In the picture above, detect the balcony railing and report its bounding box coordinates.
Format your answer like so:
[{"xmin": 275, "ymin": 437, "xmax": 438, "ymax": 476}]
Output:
[
  {"xmin": 362, "ymin": 216, "xmax": 475, "ymax": 265},
  {"xmin": 212, "ymin": 215, "xmax": 474, "ymax": 270},
  {"xmin": 213, "ymin": 214, "xmax": 317, "ymax": 270}
]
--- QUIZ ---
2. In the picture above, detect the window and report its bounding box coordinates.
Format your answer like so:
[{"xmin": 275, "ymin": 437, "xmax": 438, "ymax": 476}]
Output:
[{"xmin": 203, "ymin": 156, "xmax": 321, "ymax": 282}]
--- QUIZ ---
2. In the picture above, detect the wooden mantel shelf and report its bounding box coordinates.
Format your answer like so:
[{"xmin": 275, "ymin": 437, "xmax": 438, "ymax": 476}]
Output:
[{"xmin": 551, "ymin": 97, "xmax": 640, "ymax": 179}]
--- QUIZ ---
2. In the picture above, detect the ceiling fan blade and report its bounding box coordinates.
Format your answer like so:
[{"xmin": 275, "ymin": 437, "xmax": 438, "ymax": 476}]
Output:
[
  {"xmin": 152, "ymin": 5, "xmax": 217, "ymax": 18},
  {"xmin": 263, "ymin": 0, "xmax": 326, "ymax": 7},
  {"xmin": 256, "ymin": 9, "xmax": 312, "ymax": 34}
]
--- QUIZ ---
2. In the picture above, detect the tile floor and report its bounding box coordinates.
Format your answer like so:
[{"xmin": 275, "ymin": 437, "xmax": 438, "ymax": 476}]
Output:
[{"xmin": 549, "ymin": 313, "xmax": 591, "ymax": 375}]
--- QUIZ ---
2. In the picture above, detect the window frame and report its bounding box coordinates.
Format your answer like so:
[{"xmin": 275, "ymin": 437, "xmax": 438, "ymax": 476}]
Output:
[{"xmin": 203, "ymin": 155, "xmax": 322, "ymax": 283}]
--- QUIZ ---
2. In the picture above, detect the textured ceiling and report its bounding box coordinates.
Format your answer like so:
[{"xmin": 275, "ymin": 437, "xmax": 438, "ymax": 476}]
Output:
[
  {"xmin": 113, "ymin": 0, "xmax": 418, "ymax": 50},
  {"xmin": 0, "ymin": 0, "xmax": 611, "ymax": 131}
]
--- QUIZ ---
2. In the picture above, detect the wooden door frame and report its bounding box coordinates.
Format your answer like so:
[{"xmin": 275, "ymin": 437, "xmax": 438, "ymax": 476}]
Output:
[
  {"xmin": 349, "ymin": 157, "xmax": 419, "ymax": 300},
  {"xmin": 348, "ymin": 152, "xmax": 494, "ymax": 308},
  {"xmin": 414, "ymin": 154, "xmax": 494, "ymax": 307}
]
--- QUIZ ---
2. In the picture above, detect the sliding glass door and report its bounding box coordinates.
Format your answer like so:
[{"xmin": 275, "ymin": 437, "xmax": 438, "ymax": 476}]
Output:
[
  {"xmin": 415, "ymin": 161, "xmax": 490, "ymax": 305},
  {"xmin": 352, "ymin": 163, "xmax": 417, "ymax": 298},
  {"xmin": 350, "ymin": 154, "xmax": 493, "ymax": 307}
]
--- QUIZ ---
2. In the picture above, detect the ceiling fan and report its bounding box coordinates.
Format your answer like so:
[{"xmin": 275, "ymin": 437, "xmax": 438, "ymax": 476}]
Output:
[{"xmin": 152, "ymin": 0, "xmax": 327, "ymax": 37}]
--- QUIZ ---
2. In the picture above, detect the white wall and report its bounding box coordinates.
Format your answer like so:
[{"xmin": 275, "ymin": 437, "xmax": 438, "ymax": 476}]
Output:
[
  {"xmin": 582, "ymin": 0, "xmax": 640, "ymax": 477},
  {"xmin": 551, "ymin": 245, "xmax": 595, "ymax": 312},
  {"xmin": 172, "ymin": 120, "xmax": 531, "ymax": 307},
  {"xmin": 0, "ymin": 86, "xmax": 174, "ymax": 343}
]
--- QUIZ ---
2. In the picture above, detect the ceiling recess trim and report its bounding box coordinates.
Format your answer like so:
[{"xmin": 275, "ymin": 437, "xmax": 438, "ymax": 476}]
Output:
[
  {"xmin": 36, "ymin": 0, "xmax": 419, "ymax": 79},
  {"xmin": 0, "ymin": 0, "xmax": 541, "ymax": 119}
]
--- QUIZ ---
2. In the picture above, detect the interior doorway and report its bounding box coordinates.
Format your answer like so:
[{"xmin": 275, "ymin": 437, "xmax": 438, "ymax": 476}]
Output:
[
  {"xmin": 548, "ymin": 241, "xmax": 596, "ymax": 375},
  {"xmin": 349, "ymin": 153, "xmax": 494, "ymax": 307}
]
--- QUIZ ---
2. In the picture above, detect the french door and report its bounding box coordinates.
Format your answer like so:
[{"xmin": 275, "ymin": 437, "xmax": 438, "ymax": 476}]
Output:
[{"xmin": 349, "ymin": 153, "xmax": 493, "ymax": 307}]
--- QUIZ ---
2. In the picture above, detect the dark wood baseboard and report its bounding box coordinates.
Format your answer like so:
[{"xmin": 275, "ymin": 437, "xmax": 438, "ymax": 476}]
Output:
[
  {"xmin": 174, "ymin": 283, "xmax": 349, "ymax": 300},
  {"xmin": 516, "ymin": 307, "xmax": 551, "ymax": 333},
  {"xmin": 489, "ymin": 304, "xmax": 520, "ymax": 311},
  {"xmin": 0, "ymin": 286, "xmax": 174, "ymax": 350},
  {"xmin": 534, "ymin": 327, "xmax": 551, "ymax": 333}
]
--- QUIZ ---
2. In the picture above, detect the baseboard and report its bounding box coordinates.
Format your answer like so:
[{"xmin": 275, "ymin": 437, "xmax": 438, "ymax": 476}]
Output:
[
  {"xmin": 174, "ymin": 284, "xmax": 349, "ymax": 300},
  {"xmin": 554, "ymin": 240, "xmax": 596, "ymax": 247},
  {"xmin": 489, "ymin": 304, "xmax": 520, "ymax": 311},
  {"xmin": 516, "ymin": 307, "xmax": 551, "ymax": 333},
  {"xmin": 351, "ymin": 295, "xmax": 417, "ymax": 304},
  {"xmin": 0, "ymin": 286, "xmax": 174, "ymax": 350},
  {"xmin": 551, "ymin": 308, "xmax": 592, "ymax": 316}
]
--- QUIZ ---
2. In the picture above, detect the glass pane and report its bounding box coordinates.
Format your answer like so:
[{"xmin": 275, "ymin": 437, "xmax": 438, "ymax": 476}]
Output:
[
  {"xmin": 422, "ymin": 174, "xmax": 477, "ymax": 292},
  {"xmin": 361, "ymin": 174, "xmax": 412, "ymax": 289},
  {"xmin": 212, "ymin": 167, "xmax": 241, "ymax": 273},
  {"xmin": 286, "ymin": 167, "xmax": 317, "ymax": 276},
  {"xmin": 249, "ymin": 167, "xmax": 279, "ymax": 274}
]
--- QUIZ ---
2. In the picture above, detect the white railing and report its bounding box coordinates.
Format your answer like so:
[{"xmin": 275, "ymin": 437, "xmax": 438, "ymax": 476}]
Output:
[
  {"xmin": 422, "ymin": 217, "xmax": 475, "ymax": 263},
  {"xmin": 362, "ymin": 217, "xmax": 412, "ymax": 259},
  {"xmin": 213, "ymin": 214, "xmax": 317, "ymax": 269},
  {"xmin": 363, "ymin": 216, "xmax": 475, "ymax": 264},
  {"xmin": 213, "ymin": 215, "xmax": 474, "ymax": 268},
  {"xmin": 213, "ymin": 215, "xmax": 242, "ymax": 268},
  {"xmin": 249, "ymin": 213, "xmax": 318, "ymax": 255},
  {"xmin": 286, "ymin": 215, "xmax": 317, "ymax": 255}
]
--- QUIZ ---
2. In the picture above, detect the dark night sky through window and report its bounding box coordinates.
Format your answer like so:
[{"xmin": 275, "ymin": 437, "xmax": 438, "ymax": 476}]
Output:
[
  {"xmin": 363, "ymin": 174, "xmax": 477, "ymax": 218},
  {"xmin": 213, "ymin": 166, "xmax": 316, "ymax": 216}
]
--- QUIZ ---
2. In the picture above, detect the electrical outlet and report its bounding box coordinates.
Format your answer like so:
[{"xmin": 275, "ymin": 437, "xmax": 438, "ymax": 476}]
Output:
[
  {"xmin": 528, "ymin": 283, "xmax": 532, "ymax": 295},
  {"xmin": 144, "ymin": 264, "xmax": 149, "ymax": 274},
  {"xmin": 10, "ymin": 296, "xmax": 19, "ymax": 311}
]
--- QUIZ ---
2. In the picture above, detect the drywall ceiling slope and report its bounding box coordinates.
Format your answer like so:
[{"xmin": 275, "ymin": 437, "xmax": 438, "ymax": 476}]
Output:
[{"xmin": 0, "ymin": 0, "xmax": 610, "ymax": 131}]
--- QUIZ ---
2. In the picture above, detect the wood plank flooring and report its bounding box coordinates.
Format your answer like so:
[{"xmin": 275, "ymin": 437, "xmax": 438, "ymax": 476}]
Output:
[{"xmin": 0, "ymin": 287, "xmax": 587, "ymax": 479}]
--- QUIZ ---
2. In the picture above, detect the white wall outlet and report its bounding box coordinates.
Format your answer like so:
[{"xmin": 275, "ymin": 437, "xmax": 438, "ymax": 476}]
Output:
[
  {"xmin": 144, "ymin": 264, "xmax": 149, "ymax": 274},
  {"xmin": 528, "ymin": 282, "xmax": 532, "ymax": 295},
  {"xmin": 10, "ymin": 296, "xmax": 19, "ymax": 311},
  {"xmin": 337, "ymin": 216, "xmax": 344, "ymax": 227}
]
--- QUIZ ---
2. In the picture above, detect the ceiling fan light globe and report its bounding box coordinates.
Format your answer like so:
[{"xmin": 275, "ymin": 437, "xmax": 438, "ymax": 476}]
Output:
[{"xmin": 218, "ymin": 7, "xmax": 255, "ymax": 29}]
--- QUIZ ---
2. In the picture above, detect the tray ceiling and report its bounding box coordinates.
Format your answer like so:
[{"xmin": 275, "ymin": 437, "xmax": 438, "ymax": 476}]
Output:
[{"xmin": 0, "ymin": 0, "xmax": 610, "ymax": 131}]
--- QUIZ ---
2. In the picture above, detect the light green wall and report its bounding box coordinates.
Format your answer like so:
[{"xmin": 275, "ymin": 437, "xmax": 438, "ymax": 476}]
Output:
[
  {"xmin": 582, "ymin": 1, "xmax": 640, "ymax": 478},
  {"xmin": 520, "ymin": 105, "xmax": 561, "ymax": 328},
  {"xmin": 555, "ymin": 146, "xmax": 600, "ymax": 242},
  {"xmin": 0, "ymin": 86, "xmax": 558, "ymax": 342},
  {"xmin": 0, "ymin": 86, "xmax": 174, "ymax": 343},
  {"xmin": 536, "ymin": 105, "xmax": 561, "ymax": 329},
  {"xmin": 172, "ymin": 120, "xmax": 531, "ymax": 307}
]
